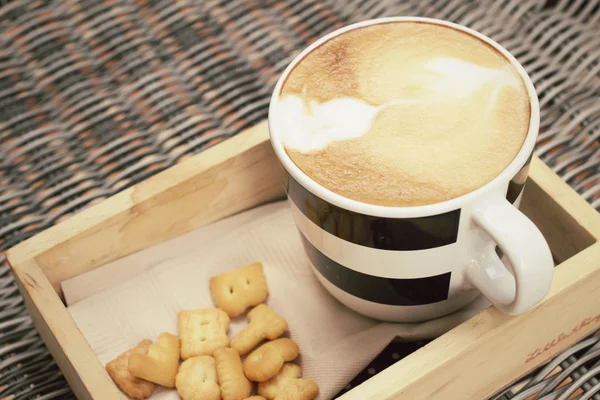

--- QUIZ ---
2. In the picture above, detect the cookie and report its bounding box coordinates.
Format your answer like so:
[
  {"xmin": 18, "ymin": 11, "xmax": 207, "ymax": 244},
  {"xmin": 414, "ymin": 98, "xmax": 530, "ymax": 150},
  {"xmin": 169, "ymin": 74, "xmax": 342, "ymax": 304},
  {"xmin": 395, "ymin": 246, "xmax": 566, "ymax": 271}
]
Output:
[
  {"xmin": 214, "ymin": 347, "xmax": 253, "ymax": 400},
  {"xmin": 128, "ymin": 332, "xmax": 180, "ymax": 388},
  {"xmin": 179, "ymin": 308, "xmax": 230, "ymax": 359},
  {"xmin": 258, "ymin": 364, "xmax": 318, "ymax": 400},
  {"xmin": 231, "ymin": 304, "xmax": 288, "ymax": 355},
  {"xmin": 176, "ymin": 356, "xmax": 221, "ymax": 400},
  {"xmin": 106, "ymin": 340, "xmax": 155, "ymax": 399},
  {"xmin": 210, "ymin": 262, "xmax": 268, "ymax": 317},
  {"xmin": 243, "ymin": 338, "xmax": 299, "ymax": 382}
]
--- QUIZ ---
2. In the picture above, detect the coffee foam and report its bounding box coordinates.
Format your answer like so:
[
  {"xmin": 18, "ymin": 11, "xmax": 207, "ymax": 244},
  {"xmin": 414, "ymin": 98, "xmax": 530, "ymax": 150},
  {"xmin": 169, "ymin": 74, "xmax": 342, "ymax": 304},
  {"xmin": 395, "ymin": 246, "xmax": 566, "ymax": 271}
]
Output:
[{"xmin": 276, "ymin": 22, "xmax": 531, "ymax": 207}]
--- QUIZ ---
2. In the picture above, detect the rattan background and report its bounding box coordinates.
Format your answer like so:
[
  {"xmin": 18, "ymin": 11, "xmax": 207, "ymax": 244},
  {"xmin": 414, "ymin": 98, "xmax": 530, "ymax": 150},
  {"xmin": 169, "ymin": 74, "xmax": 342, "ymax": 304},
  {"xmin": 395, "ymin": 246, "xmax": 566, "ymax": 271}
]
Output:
[{"xmin": 0, "ymin": 0, "xmax": 598, "ymax": 399}]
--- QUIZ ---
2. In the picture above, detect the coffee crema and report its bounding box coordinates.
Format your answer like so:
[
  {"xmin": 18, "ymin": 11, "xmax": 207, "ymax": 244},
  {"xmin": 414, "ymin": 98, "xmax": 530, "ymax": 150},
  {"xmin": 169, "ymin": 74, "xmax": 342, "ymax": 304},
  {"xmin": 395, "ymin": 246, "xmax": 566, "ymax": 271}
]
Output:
[{"xmin": 274, "ymin": 21, "xmax": 531, "ymax": 207}]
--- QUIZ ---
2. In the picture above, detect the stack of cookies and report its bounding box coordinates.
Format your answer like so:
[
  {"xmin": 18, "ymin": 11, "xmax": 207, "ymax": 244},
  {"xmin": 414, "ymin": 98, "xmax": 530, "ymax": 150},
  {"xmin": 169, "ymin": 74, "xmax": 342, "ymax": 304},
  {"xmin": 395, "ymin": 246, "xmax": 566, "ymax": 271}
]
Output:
[{"xmin": 106, "ymin": 262, "xmax": 319, "ymax": 400}]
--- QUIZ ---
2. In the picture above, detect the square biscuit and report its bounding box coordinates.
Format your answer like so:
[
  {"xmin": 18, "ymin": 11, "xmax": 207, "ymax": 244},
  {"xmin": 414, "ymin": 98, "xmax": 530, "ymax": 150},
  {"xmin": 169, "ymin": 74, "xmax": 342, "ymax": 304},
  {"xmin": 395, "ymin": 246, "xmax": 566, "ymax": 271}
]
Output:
[
  {"xmin": 210, "ymin": 262, "xmax": 268, "ymax": 317},
  {"xmin": 179, "ymin": 308, "xmax": 230, "ymax": 359}
]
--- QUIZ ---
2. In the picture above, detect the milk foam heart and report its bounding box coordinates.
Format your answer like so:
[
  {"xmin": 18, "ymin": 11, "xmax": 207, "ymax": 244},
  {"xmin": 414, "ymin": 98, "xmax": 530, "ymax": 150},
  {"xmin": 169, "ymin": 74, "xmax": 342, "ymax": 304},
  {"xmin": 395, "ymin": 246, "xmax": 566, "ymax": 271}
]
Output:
[{"xmin": 272, "ymin": 96, "xmax": 382, "ymax": 153}]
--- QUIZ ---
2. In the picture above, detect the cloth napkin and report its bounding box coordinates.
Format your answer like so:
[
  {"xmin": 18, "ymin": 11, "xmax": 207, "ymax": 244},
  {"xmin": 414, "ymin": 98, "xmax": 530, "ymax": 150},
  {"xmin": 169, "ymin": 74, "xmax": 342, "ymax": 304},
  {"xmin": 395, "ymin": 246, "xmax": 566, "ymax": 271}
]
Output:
[{"xmin": 64, "ymin": 200, "xmax": 490, "ymax": 399}]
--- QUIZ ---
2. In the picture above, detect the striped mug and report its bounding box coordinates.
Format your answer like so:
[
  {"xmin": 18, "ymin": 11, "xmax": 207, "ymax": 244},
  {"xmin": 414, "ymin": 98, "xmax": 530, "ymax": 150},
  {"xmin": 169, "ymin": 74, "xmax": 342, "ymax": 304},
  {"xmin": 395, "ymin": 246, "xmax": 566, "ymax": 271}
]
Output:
[{"xmin": 268, "ymin": 17, "xmax": 554, "ymax": 323}]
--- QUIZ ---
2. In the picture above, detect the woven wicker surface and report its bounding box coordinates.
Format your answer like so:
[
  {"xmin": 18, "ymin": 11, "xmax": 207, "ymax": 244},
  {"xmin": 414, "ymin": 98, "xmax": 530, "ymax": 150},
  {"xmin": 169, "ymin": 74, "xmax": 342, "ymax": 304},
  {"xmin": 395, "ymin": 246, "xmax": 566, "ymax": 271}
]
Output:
[{"xmin": 0, "ymin": 0, "xmax": 598, "ymax": 399}]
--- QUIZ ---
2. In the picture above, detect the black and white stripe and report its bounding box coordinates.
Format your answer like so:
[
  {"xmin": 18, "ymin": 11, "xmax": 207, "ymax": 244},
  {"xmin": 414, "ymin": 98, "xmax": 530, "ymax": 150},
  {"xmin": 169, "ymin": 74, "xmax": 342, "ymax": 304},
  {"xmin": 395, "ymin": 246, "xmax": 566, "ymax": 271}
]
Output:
[
  {"xmin": 286, "ymin": 154, "xmax": 532, "ymax": 307},
  {"xmin": 286, "ymin": 175, "xmax": 461, "ymax": 251},
  {"xmin": 299, "ymin": 233, "xmax": 452, "ymax": 305},
  {"xmin": 285, "ymin": 173, "xmax": 459, "ymax": 306}
]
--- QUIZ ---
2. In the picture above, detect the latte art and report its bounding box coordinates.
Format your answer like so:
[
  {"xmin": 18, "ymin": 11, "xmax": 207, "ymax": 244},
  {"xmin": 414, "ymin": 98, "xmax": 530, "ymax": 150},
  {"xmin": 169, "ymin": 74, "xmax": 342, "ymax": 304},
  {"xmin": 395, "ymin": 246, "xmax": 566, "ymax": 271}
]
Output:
[
  {"xmin": 273, "ymin": 96, "xmax": 381, "ymax": 153},
  {"xmin": 277, "ymin": 22, "xmax": 530, "ymax": 207}
]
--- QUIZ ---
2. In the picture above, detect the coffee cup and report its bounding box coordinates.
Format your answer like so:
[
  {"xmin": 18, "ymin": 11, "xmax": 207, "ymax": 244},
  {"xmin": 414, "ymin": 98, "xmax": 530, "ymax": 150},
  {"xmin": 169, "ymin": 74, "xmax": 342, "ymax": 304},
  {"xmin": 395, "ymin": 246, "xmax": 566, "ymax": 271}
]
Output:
[{"xmin": 268, "ymin": 17, "xmax": 553, "ymax": 322}]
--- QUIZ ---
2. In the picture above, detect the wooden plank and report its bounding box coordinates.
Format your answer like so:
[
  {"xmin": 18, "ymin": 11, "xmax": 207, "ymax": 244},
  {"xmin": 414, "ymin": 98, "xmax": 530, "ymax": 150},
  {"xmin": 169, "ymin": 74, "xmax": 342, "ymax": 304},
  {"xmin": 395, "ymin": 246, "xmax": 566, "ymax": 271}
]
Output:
[
  {"xmin": 527, "ymin": 157, "xmax": 600, "ymax": 241},
  {"xmin": 6, "ymin": 121, "xmax": 286, "ymax": 296},
  {"xmin": 10, "ymin": 258, "xmax": 125, "ymax": 400},
  {"xmin": 521, "ymin": 158, "xmax": 600, "ymax": 263},
  {"xmin": 341, "ymin": 243, "xmax": 600, "ymax": 400}
]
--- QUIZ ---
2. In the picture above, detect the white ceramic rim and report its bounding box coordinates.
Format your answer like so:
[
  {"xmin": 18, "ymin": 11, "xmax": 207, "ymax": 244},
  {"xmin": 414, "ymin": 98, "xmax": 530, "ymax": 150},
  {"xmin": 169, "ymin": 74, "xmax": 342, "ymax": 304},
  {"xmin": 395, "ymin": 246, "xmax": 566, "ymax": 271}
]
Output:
[{"xmin": 268, "ymin": 16, "xmax": 541, "ymax": 218}]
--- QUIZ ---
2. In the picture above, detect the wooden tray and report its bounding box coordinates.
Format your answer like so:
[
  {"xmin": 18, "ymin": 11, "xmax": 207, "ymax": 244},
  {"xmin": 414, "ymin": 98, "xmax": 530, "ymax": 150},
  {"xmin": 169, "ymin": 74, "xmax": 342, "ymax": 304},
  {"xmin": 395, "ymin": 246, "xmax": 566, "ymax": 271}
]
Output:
[{"xmin": 7, "ymin": 122, "xmax": 600, "ymax": 400}]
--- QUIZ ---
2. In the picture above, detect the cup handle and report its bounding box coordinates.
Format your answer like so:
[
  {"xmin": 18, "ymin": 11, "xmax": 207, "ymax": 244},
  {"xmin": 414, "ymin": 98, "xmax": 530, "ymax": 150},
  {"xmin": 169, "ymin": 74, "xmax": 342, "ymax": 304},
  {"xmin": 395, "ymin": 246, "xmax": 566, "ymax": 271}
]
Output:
[{"xmin": 466, "ymin": 197, "xmax": 554, "ymax": 315}]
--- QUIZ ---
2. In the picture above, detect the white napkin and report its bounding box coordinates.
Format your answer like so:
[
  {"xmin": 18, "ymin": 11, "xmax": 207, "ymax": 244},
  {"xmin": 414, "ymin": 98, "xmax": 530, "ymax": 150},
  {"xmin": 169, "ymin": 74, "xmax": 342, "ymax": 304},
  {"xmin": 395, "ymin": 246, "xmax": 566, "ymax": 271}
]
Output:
[{"xmin": 65, "ymin": 200, "xmax": 490, "ymax": 399}]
